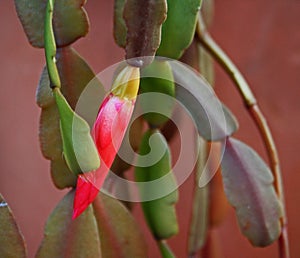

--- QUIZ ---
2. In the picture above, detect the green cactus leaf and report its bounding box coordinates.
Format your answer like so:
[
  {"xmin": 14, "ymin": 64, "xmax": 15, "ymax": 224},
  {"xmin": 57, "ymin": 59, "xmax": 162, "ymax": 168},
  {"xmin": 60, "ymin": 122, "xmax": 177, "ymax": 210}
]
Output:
[
  {"xmin": 170, "ymin": 60, "xmax": 238, "ymax": 141},
  {"xmin": 0, "ymin": 194, "xmax": 27, "ymax": 258},
  {"xmin": 36, "ymin": 190, "xmax": 101, "ymax": 258},
  {"xmin": 53, "ymin": 88, "xmax": 100, "ymax": 175},
  {"xmin": 93, "ymin": 193, "xmax": 148, "ymax": 258},
  {"xmin": 135, "ymin": 130, "xmax": 178, "ymax": 240},
  {"xmin": 50, "ymin": 157, "xmax": 77, "ymax": 189},
  {"xmin": 139, "ymin": 59, "xmax": 175, "ymax": 127},
  {"xmin": 123, "ymin": 0, "xmax": 167, "ymax": 67},
  {"xmin": 36, "ymin": 47, "xmax": 102, "ymax": 187},
  {"xmin": 157, "ymin": 0, "xmax": 202, "ymax": 59},
  {"xmin": 14, "ymin": 0, "xmax": 89, "ymax": 48}
]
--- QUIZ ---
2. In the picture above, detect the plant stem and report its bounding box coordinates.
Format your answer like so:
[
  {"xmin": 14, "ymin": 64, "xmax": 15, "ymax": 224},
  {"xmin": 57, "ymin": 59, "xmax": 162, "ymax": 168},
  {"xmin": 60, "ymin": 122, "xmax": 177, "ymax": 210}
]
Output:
[
  {"xmin": 196, "ymin": 14, "xmax": 289, "ymax": 258},
  {"xmin": 158, "ymin": 240, "xmax": 176, "ymax": 258},
  {"xmin": 44, "ymin": 0, "xmax": 61, "ymax": 88}
]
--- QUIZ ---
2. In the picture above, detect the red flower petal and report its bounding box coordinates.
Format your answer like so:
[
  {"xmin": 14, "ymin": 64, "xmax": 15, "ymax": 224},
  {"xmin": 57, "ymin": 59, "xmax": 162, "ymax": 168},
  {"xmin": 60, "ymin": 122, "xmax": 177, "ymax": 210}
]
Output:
[{"xmin": 73, "ymin": 94, "xmax": 135, "ymax": 219}]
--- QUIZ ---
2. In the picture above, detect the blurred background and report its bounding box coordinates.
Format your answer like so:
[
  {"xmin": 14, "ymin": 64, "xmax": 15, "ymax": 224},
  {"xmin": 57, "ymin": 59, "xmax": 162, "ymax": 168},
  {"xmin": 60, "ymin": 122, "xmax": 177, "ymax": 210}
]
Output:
[{"xmin": 1, "ymin": 1, "xmax": 299, "ymax": 257}]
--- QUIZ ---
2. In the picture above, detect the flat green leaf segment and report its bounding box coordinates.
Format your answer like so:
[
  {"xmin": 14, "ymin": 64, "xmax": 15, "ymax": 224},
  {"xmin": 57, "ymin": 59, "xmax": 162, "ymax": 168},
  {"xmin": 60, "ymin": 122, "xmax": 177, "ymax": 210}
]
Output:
[
  {"xmin": 36, "ymin": 191, "xmax": 101, "ymax": 258},
  {"xmin": 14, "ymin": 0, "xmax": 89, "ymax": 48},
  {"xmin": 157, "ymin": 0, "xmax": 202, "ymax": 59},
  {"xmin": 92, "ymin": 193, "xmax": 148, "ymax": 258},
  {"xmin": 0, "ymin": 194, "xmax": 27, "ymax": 258},
  {"xmin": 140, "ymin": 59, "xmax": 175, "ymax": 127},
  {"xmin": 37, "ymin": 191, "xmax": 148, "ymax": 258},
  {"xmin": 135, "ymin": 130, "xmax": 178, "ymax": 240},
  {"xmin": 221, "ymin": 137, "xmax": 282, "ymax": 246},
  {"xmin": 170, "ymin": 61, "xmax": 238, "ymax": 141},
  {"xmin": 36, "ymin": 47, "xmax": 102, "ymax": 188},
  {"xmin": 123, "ymin": 0, "xmax": 167, "ymax": 67},
  {"xmin": 53, "ymin": 88, "xmax": 100, "ymax": 175}
]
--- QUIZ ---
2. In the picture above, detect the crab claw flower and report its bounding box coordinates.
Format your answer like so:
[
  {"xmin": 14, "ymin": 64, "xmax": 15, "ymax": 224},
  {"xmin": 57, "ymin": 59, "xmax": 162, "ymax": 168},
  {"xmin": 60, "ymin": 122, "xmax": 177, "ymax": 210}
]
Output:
[{"xmin": 72, "ymin": 66, "xmax": 140, "ymax": 219}]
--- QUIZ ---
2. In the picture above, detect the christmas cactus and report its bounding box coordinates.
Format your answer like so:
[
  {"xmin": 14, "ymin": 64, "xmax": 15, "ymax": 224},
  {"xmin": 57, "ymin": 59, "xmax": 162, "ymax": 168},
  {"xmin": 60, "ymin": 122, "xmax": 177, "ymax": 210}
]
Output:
[{"xmin": 0, "ymin": 0, "xmax": 290, "ymax": 258}]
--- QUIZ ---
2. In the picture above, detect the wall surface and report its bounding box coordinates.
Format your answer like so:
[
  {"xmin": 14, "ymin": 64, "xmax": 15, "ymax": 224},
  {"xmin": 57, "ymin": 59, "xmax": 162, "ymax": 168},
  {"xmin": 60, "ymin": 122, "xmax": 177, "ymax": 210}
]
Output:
[{"xmin": 1, "ymin": 1, "xmax": 299, "ymax": 257}]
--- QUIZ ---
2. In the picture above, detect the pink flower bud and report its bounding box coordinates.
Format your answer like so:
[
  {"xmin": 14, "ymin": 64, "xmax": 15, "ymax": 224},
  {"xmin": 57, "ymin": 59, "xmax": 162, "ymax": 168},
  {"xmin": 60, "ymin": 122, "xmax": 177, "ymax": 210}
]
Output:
[{"xmin": 73, "ymin": 66, "xmax": 139, "ymax": 219}]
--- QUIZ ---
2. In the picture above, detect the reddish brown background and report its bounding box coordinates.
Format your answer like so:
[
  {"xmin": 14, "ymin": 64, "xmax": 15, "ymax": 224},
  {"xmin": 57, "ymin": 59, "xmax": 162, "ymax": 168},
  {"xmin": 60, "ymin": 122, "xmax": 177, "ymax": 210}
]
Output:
[{"xmin": 1, "ymin": 1, "xmax": 299, "ymax": 257}]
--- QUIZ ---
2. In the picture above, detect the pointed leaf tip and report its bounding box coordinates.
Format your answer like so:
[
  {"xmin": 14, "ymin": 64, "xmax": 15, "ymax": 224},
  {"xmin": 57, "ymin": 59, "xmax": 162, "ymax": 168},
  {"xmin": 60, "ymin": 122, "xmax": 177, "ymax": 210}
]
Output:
[
  {"xmin": 0, "ymin": 194, "xmax": 27, "ymax": 258},
  {"xmin": 36, "ymin": 191, "xmax": 101, "ymax": 257},
  {"xmin": 54, "ymin": 89, "xmax": 100, "ymax": 175}
]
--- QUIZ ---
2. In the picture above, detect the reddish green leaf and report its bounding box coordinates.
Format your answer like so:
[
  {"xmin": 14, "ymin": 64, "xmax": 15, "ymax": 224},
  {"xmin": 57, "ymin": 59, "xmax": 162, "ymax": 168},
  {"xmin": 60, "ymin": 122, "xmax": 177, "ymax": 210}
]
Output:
[
  {"xmin": 36, "ymin": 68, "xmax": 55, "ymax": 108},
  {"xmin": 93, "ymin": 193, "xmax": 148, "ymax": 258},
  {"xmin": 51, "ymin": 157, "xmax": 77, "ymax": 189},
  {"xmin": 39, "ymin": 106, "xmax": 62, "ymax": 160},
  {"xmin": 14, "ymin": 0, "xmax": 89, "ymax": 48},
  {"xmin": 123, "ymin": 0, "xmax": 167, "ymax": 67},
  {"xmin": 221, "ymin": 137, "xmax": 282, "ymax": 247},
  {"xmin": 36, "ymin": 190, "xmax": 101, "ymax": 258},
  {"xmin": 170, "ymin": 60, "xmax": 238, "ymax": 141},
  {"xmin": 36, "ymin": 47, "xmax": 102, "ymax": 188},
  {"xmin": 56, "ymin": 47, "xmax": 99, "ymax": 109},
  {"xmin": 188, "ymin": 138, "xmax": 209, "ymax": 255},
  {"xmin": 157, "ymin": 0, "xmax": 202, "ymax": 59},
  {"xmin": 0, "ymin": 194, "xmax": 27, "ymax": 258}
]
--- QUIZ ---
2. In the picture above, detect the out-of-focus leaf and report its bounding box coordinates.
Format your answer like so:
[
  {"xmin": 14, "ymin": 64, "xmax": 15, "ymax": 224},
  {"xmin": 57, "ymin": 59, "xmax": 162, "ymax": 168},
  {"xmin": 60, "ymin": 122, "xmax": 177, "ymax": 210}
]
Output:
[
  {"xmin": 188, "ymin": 137, "xmax": 209, "ymax": 255},
  {"xmin": 179, "ymin": 39, "xmax": 199, "ymax": 71},
  {"xmin": 123, "ymin": 0, "xmax": 167, "ymax": 67},
  {"xmin": 221, "ymin": 137, "xmax": 282, "ymax": 247},
  {"xmin": 170, "ymin": 61, "xmax": 238, "ymax": 141},
  {"xmin": 158, "ymin": 241, "xmax": 175, "ymax": 258},
  {"xmin": 113, "ymin": 0, "xmax": 127, "ymax": 48},
  {"xmin": 209, "ymin": 169, "xmax": 229, "ymax": 228},
  {"xmin": 36, "ymin": 47, "xmax": 102, "ymax": 188},
  {"xmin": 0, "ymin": 194, "xmax": 27, "ymax": 258},
  {"xmin": 157, "ymin": 0, "xmax": 202, "ymax": 59},
  {"xmin": 200, "ymin": 230, "xmax": 223, "ymax": 258},
  {"xmin": 135, "ymin": 130, "xmax": 178, "ymax": 240},
  {"xmin": 93, "ymin": 193, "xmax": 148, "ymax": 258},
  {"xmin": 201, "ymin": 0, "xmax": 214, "ymax": 28},
  {"xmin": 139, "ymin": 59, "xmax": 175, "ymax": 127},
  {"xmin": 54, "ymin": 89, "xmax": 100, "ymax": 175},
  {"xmin": 199, "ymin": 45, "xmax": 214, "ymax": 86},
  {"xmin": 14, "ymin": 0, "xmax": 89, "ymax": 48},
  {"xmin": 36, "ymin": 190, "xmax": 101, "ymax": 258}
]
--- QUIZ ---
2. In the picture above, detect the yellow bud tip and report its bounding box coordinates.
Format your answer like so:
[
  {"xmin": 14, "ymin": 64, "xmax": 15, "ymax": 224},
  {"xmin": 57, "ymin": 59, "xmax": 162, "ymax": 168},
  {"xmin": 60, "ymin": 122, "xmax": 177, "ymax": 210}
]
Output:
[{"xmin": 112, "ymin": 65, "xmax": 140, "ymax": 100}]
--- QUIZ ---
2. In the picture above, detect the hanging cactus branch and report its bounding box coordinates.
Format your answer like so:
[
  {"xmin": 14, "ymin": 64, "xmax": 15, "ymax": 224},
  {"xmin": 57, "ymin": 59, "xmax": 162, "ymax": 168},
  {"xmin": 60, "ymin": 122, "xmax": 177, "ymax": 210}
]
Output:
[
  {"xmin": 7, "ymin": 0, "xmax": 291, "ymax": 257},
  {"xmin": 196, "ymin": 12, "xmax": 289, "ymax": 258}
]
